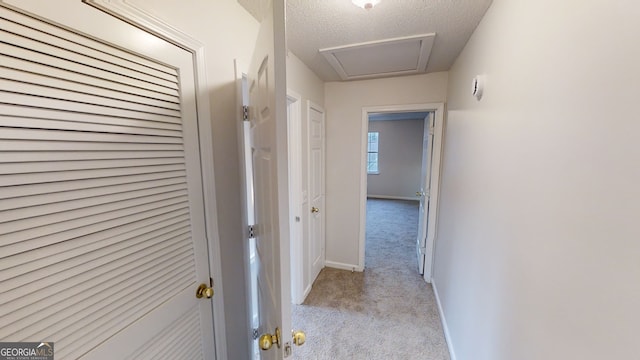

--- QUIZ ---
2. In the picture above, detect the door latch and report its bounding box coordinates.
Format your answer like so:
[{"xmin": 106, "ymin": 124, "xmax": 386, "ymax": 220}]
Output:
[{"xmin": 284, "ymin": 342, "xmax": 292, "ymax": 357}]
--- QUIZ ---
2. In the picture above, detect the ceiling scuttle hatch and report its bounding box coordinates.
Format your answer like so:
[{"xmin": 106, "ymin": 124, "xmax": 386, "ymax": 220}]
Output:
[{"xmin": 319, "ymin": 33, "xmax": 435, "ymax": 81}]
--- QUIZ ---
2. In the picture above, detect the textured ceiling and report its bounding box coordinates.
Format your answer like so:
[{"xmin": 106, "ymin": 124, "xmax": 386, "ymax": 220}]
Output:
[{"xmin": 239, "ymin": 0, "xmax": 493, "ymax": 81}]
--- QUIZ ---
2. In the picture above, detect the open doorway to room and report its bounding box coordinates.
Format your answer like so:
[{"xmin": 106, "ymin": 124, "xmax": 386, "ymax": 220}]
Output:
[
  {"xmin": 359, "ymin": 104, "xmax": 445, "ymax": 282},
  {"xmin": 366, "ymin": 111, "xmax": 430, "ymax": 273}
]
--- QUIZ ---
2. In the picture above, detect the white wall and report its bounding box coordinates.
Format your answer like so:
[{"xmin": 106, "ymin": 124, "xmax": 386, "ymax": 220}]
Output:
[
  {"xmin": 324, "ymin": 72, "xmax": 448, "ymax": 268},
  {"xmin": 367, "ymin": 119, "xmax": 424, "ymax": 199},
  {"xmin": 434, "ymin": 1, "xmax": 640, "ymax": 359},
  {"xmin": 286, "ymin": 51, "xmax": 325, "ymax": 295},
  {"xmin": 287, "ymin": 52, "xmax": 325, "ymax": 108},
  {"xmin": 127, "ymin": 1, "xmax": 259, "ymax": 357}
]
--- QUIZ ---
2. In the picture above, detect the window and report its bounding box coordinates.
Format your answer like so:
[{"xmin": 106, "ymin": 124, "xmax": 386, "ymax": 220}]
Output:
[{"xmin": 367, "ymin": 131, "xmax": 379, "ymax": 174}]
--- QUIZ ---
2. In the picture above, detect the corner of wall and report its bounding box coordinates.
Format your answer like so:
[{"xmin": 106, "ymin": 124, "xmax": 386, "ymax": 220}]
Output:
[{"xmin": 431, "ymin": 279, "xmax": 457, "ymax": 360}]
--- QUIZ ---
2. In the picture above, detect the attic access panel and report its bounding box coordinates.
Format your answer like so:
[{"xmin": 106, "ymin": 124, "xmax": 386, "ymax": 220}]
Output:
[{"xmin": 319, "ymin": 33, "xmax": 435, "ymax": 81}]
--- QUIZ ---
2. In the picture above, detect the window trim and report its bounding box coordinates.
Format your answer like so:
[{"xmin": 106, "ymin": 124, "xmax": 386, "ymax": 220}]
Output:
[{"xmin": 367, "ymin": 131, "xmax": 379, "ymax": 174}]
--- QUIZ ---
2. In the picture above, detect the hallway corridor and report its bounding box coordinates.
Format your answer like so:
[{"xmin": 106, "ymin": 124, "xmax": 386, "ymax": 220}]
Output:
[{"xmin": 291, "ymin": 199, "xmax": 449, "ymax": 359}]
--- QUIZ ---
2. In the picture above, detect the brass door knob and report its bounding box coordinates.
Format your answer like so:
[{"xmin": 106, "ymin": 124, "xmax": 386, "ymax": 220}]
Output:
[
  {"xmin": 311, "ymin": 207, "xmax": 319, "ymax": 213},
  {"xmin": 196, "ymin": 283, "xmax": 214, "ymax": 299},
  {"xmin": 259, "ymin": 327, "xmax": 281, "ymax": 351},
  {"xmin": 292, "ymin": 330, "xmax": 306, "ymax": 346}
]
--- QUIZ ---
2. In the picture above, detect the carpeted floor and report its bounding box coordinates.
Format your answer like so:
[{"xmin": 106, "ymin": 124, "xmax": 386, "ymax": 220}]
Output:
[{"xmin": 291, "ymin": 198, "xmax": 450, "ymax": 360}]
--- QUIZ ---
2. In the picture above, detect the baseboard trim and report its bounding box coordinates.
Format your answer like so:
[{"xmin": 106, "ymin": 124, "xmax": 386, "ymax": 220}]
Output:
[
  {"xmin": 432, "ymin": 280, "xmax": 457, "ymax": 360},
  {"xmin": 325, "ymin": 261, "xmax": 364, "ymax": 272},
  {"xmin": 302, "ymin": 284, "xmax": 312, "ymax": 302},
  {"xmin": 367, "ymin": 195, "xmax": 419, "ymax": 201}
]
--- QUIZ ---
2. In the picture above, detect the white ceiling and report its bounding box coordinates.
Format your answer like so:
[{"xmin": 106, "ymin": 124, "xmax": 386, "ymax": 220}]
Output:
[{"xmin": 238, "ymin": 0, "xmax": 493, "ymax": 81}]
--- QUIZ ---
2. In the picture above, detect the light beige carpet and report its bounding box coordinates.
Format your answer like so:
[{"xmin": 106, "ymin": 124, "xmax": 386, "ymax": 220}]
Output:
[{"xmin": 291, "ymin": 198, "xmax": 450, "ymax": 360}]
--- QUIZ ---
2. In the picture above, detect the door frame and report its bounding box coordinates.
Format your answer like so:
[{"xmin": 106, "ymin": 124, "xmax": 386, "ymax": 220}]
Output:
[
  {"xmin": 287, "ymin": 91, "xmax": 305, "ymax": 305},
  {"xmin": 359, "ymin": 103, "xmax": 445, "ymax": 282},
  {"xmin": 86, "ymin": 1, "xmax": 228, "ymax": 358}
]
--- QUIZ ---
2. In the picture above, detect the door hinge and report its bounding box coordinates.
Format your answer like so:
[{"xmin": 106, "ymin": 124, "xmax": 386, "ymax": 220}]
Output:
[
  {"xmin": 252, "ymin": 328, "xmax": 259, "ymax": 340},
  {"xmin": 248, "ymin": 225, "xmax": 256, "ymax": 239},
  {"xmin": 242, "ymin": 105, "xmax": 249, "ymax": 121}
]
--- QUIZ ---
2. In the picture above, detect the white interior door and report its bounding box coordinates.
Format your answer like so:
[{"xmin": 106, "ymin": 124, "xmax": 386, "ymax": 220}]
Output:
[
  {"xmin": 0, "ymin": 1, "xmax": 216, "ymax": 359},
  {"xmin": 308, "ymin": 103, "xmax": 325, "ymax": 283},
  {"xmin": 239, "ymin": 73, "xmax": 261, "ymax": 359},
  {"xmin": 416, "ymin": 112, "xmax": 435, "ymax": 275},
  {"xmin": 246, "ymin": 0, "xmax": 291, "ymax": 358}
]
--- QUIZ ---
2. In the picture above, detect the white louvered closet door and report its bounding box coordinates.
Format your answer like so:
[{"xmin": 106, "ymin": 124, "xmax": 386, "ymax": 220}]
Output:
[{"xmin": 0, "ymin": 2, "xmax": 215, "ymax": 359}]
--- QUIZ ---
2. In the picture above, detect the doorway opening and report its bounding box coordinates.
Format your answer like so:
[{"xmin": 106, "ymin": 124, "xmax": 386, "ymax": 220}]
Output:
[
  {"xmin": 366, "ymin": 111, "xmax": 431, "ymax": 273},
  {"xmin": 359, "ymin": 104, "xmax": 445, "ymax": 282}
]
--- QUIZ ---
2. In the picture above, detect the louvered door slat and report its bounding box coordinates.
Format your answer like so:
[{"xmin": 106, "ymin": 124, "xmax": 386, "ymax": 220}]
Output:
[
  {"xmin": 177, "ymin": 331, "xmax": 203, "ymax": 360},
  {"xmin": 0, "ymin": 176, "xmax": 186, "ymax": 209},
  {"xmin": 161, "ymin": 317, "xmax": 202, "ymax": 360},
  {"xmin": 2, "ymin": 184, "xmax": 187, "ymax": 223},
  {"xmin": 4, "ymin": 249, "xmax": 193, "ymax": 337},
  {"xmin": 0, "ymin": 29, "xmax": 178, "ymax": 88},
  {"xmin": 0, "ymin": 140, "xmax": 185, "ymax": 152},
  {"xmin": 160, "ymin": 325, "xmax": 199, "ymax": 360},
  {"xmin": 0, "ymin": 79, "xmax": 181, "ymax": 117},
  {"xmin": 0, "ymin": 93, "xmax": 180, "ymax": 124},
  {"xmin": 1, "ymin": 54, "xmax": 180, "ymax": 103},
  {"xmin": 0, "ymin": 217, "xmax": 190, "ymax": 282},
  {"xmin": 1, "ymin": 200, "xmax": 189, "ymax": 257},
  {"xmin": 0, "ymin": 191, "xmax": 188, "ymax": 236},
  {"xmin": 184, "ymin": 340, "xmax": 205, "ymax": 360},
  {"xmin": 0, "ymin": 10, "xmax": 178, "ymax": 77},
  {"xmin": 0, "ymin": 211, "xmax": 190, "ymax": 273},
  {"xmin": 0, "ymin": 104, "xmax": 183, "ymax": 131},
  {"xmin": 3, "ymin": 240, "xmax": 193, "ymax": 337},
  {"xmin": 1, "ymin": 226, "xmax": 191, "ymax": 305},
  {"xmin": 1, "ymin": 67, "xmax": 181, "ymax": 111},
  {"xmin": 16, "ymin": 247, "xmax": 193, "ymax": 342},
  {"xmin": 2, "ymin": 151, "xmax": 185, "ymax": 163},
  {"xmin": 0, "ymin": 42, "xmax": 179, "ymax": 96},
  {"xmin": 1, "ymin": 223, "xmax": 192, "ymax": 325},
  {"xmin": 13, "ymin": 257, "xmax": 194, "ymax": 355},
  {"xmin": 0, "ymin": 18, "xmax": 178, "ymax": 83},
  {"xmin": 0, "ymin": 164, "xmax": 186, "ymax": 187},
  {"xmin": 156, "ymin": 320, "xmax": 200, "ymax": 360},
  {"xmin": 1, "ymin": 232, "xmax": 193, "ymax": 316},
  {"xmin": 61, "ymin": 273, "xmax": 194, "ymax": 359},
  {"xmin": 0, "ymin": 171, "xmax": 186, "ymax": 199},
  {"xmin": 125, "ymin": 306, "xmax": 201, "ymax": 360},
  {"xmin": 0, "ymin": 127, "xmax": 181, "ymax": 143},
  {"xmin": 34, "ymin": 270, "xmax": 193, "ymax": 359},
  {"xmin": 0, "ymin": 158, "xmax": 185, "ymax": 175}
]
